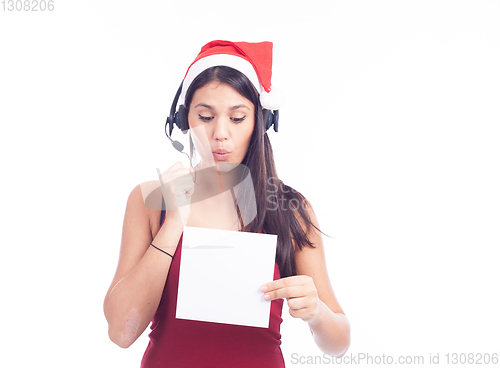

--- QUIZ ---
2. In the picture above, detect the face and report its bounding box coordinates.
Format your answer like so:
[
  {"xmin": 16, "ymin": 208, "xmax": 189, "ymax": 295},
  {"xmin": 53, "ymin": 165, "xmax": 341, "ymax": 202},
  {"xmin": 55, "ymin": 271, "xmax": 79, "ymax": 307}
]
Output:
[{"xmin": 188, "ymin": 81, "xmax": 255, "ymax": 169}]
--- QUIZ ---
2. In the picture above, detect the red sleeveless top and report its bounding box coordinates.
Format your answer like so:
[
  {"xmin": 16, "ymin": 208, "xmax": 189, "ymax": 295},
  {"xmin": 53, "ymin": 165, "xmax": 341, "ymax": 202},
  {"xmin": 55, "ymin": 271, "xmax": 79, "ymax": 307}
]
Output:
[{"xmin": 140, "ymin": 232, "xmax": 285, "ymax": 368}]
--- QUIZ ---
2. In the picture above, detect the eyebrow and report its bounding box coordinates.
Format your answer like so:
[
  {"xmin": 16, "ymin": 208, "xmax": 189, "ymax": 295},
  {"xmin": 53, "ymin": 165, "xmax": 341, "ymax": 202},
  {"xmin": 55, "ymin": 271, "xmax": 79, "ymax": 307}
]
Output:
[
  {"xmin": 194, "ymin": 103, "xmax": 213, "ymax": 110},
  {"xmin": 229, "ymin": 104, "xmax": 250, "ymax": 111},
  {"xmin": 194, "ymin": 103, "xmax": 250, "ymax": 111}
]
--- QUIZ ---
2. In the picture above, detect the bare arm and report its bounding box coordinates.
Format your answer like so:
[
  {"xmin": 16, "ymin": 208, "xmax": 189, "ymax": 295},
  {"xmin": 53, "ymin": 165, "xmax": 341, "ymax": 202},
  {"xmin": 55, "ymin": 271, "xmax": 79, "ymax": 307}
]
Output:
[
  {"xmin": 262, "ymin": 205, "xmax": 350, "ymax": 356},
  {"xmin": 103, "ymin": 184, "xmax": 183, "ymax": 348},
  {"xmin": 294, "ymin": 207, "xmax": 350, "ymax": 356}
]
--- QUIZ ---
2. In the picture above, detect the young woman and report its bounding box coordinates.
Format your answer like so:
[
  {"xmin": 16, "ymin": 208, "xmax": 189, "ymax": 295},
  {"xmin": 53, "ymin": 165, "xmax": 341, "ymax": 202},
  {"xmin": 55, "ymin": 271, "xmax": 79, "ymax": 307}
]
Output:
[{"xmin": 103, "ymin": 40, "xmax": 350, "ymax": 367}]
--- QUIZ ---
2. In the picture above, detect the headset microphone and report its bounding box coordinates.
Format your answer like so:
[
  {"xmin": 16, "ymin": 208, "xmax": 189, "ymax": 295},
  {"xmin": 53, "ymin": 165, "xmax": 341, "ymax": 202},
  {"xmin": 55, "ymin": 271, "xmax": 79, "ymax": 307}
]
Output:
[
  {"xmin": 166, "ymin": 134, "xmax": 184, "ymax": 152},
  {"xmin": 164, "ymin": 121, "xmax": 192, "ymax": 167},
  {"xmin": 164, "ymin": 82, "xmax": 189, "ymax": 153}
]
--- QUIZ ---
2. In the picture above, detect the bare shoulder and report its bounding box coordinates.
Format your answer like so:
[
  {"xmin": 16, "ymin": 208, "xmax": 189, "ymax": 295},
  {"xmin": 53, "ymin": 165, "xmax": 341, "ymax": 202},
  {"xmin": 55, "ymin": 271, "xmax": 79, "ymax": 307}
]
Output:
[
  {"xmin": 104, "ymin": 181, "xmax": 162, "ymax": 302},
  {"xmin": 292, "ymin": 197, "xmax": 322, "ymax": 253},
  {"xmin": 122, "ymin": 180, "xmax": 162, "ymax": 252},
  {"xmin": 131, "ymin": 180, "xmax": 163, "ymax": 238}
]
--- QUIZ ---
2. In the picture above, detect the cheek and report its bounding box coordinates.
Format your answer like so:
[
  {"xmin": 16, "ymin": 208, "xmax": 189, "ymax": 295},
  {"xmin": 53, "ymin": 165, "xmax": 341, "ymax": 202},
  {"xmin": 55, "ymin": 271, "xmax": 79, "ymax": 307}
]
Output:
[
  {"xmin": 237, "ymin": 122, "xmax": 254, "ymax": 153},
  {"xmin": 243, "ymin": 121, "xmax": 255, "ymax": 144},
  {"xmin": 190, "ymin": 126, "xmax": 215, "ymax": 164},
  {"xmin": 187, "ymin": 112, "xmax": 200, "ymax": 129}
]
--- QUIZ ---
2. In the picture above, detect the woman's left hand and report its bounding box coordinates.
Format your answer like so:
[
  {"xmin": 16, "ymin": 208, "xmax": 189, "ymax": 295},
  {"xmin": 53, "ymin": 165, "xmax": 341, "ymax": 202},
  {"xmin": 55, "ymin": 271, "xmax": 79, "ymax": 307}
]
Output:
[{"xmin": 261, "ymin": 275, "xmax": 320, "ymax": 322}]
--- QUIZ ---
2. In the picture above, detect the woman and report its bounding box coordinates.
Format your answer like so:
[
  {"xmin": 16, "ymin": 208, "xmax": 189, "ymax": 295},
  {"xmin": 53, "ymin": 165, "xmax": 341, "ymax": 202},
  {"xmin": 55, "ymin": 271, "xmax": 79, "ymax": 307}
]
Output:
[{"xmin": 103, "ymin": 40, "xmax": 350, "ymax": 367}]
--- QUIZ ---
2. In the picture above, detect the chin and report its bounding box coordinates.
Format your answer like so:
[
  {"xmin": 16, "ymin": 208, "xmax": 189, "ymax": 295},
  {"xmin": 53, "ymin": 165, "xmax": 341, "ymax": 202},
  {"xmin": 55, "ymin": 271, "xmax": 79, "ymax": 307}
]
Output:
[{"xmin": 216, "ymin": 162, "xmax": 241, "ymax": 173}]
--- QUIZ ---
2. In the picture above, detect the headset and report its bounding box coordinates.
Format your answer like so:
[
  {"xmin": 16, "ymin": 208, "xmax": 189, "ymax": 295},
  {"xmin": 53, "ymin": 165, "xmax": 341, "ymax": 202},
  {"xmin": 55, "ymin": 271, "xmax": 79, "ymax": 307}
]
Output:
[{"xmin": 165, "ymin": 82, "xmax": 279, "ymax": 152}]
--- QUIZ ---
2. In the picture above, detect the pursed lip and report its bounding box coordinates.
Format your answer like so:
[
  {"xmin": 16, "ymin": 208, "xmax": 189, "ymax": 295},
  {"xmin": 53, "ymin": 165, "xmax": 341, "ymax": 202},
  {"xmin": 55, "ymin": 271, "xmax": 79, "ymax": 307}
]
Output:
[{"xmin": 212, "ymin": 149, "xmax": 230, "ymax": 161}]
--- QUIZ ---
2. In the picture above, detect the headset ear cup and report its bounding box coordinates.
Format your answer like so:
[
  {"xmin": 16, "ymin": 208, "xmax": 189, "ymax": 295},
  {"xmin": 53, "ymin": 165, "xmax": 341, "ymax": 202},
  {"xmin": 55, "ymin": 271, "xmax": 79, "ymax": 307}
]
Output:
[
  {"xmin": 272, "ymin": 110, "xmax": 279, "ymax": 132},
  {"xmin": 263, "ymin": 109, "xmax": 272, "ymax": 131},
  {"xmin": 263, "ymin": 109, "xmax": 279, "ymax": 132},
  {"xmin": 177, "ymin": 105, "xmax": 189, "ymax": 133}
]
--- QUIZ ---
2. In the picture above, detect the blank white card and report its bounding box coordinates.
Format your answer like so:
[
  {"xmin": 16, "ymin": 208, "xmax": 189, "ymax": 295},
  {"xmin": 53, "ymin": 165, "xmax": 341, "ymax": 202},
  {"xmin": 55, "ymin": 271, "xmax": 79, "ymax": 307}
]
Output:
[{"xmin": 176, "ymin": 226, "xmax": 278, "ymax": 328}]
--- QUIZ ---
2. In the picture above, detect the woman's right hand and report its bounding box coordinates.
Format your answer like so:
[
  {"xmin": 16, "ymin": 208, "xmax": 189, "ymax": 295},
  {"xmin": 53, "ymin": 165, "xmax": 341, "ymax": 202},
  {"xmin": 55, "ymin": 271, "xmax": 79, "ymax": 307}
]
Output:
[{"xmin": 158, "ymin": 162, "xmax": 195, "ymax": 225}]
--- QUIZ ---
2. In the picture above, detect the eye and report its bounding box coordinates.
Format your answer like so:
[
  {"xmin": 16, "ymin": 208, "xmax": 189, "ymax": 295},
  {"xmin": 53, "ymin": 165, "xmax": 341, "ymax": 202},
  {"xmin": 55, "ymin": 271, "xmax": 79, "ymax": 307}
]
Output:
[
  {"xmin": 231, "ymin": 116, "xmax": 247, "ymax": 123},
  {"xmin": 198, "ymin": 114, "xmax": 214, "ymax": 122}
]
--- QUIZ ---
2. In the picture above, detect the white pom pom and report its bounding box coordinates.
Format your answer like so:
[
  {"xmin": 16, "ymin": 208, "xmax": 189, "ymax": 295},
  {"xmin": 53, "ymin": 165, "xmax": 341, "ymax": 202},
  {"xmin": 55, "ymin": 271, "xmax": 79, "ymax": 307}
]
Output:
[{"xmin": 260, "ymin": 88, "xmax": 284, "ymax": 110}]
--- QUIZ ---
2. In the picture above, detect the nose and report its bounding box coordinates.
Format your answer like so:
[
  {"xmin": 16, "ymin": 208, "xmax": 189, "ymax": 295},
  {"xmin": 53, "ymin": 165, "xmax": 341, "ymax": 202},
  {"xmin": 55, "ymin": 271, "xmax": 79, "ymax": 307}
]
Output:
[{"xmin": 213, "ymin": 117, "xmax": 229, "ymax": 141}]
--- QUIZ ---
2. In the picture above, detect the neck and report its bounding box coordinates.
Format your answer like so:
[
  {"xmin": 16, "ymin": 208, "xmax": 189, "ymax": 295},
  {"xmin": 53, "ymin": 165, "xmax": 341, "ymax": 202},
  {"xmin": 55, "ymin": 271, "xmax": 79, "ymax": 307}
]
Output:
[{"xmin": 191, "ymin": 163, "xmax": 249, "ymax": 204}]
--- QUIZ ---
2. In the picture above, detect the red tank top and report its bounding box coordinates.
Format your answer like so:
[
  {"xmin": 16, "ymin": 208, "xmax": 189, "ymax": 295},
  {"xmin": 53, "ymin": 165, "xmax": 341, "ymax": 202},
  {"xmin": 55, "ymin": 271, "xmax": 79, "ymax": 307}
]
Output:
[{"xmin": 140, "ymin": 233, "xmax": 285, "ymax": 368}]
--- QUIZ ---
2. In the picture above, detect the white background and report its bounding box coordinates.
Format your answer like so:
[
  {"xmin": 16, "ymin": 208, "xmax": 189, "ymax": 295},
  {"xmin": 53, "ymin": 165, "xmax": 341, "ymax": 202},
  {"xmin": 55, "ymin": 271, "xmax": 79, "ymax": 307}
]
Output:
[{"xmin": 1, "ymin": 1, "xmax": 499, "ymax": 367}]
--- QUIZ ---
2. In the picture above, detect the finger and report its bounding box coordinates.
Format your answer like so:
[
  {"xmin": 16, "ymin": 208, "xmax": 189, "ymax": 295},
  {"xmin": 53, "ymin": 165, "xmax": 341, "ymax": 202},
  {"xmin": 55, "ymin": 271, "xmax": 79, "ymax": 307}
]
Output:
[
  {"xmin": 288, "ymin": 300, "xmax": 319, "ymax": 321},
  {"xmin": 263, "ymin": 285, "xmax": 305, "ymax": 302},
  {"xmin": 286, "ymin": 295, "xmax": 309, "ymax": 310},
  {"xmin": 161, "ymin": 168, "xmax": 191, "ymax": 183},
  {"xmin": 261, "ymin": 275, "xmax": 306, "ymax": 293},
  {"xmin": 171, "ymin": 176, "xmax": 195, "ymax": 196},
  {"xmin": 158, "ymin": 162, "xmax": 187, "ymax": 181},
  {"xmin": 160, "ymin": 169, "xmax": 193, "ymax": 187},
  {"xmin": 160, "ymin": 172, "xmax": 194, "ymax": 212},
  {"xmin": 288, "ymin": 305, "xmax": 314, "ymax": 320}
]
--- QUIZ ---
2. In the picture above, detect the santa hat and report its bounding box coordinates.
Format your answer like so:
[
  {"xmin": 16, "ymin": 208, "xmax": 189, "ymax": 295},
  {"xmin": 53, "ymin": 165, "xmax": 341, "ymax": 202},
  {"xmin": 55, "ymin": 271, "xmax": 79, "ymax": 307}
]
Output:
[{"xmin": 178, "ymin": 40, "xmax": 281, "ymax": 110}]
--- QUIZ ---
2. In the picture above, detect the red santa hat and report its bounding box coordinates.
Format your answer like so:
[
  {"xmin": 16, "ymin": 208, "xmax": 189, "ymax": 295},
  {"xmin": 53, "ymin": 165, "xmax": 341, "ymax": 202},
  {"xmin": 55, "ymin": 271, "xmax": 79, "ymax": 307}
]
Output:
[{"xmin": 178, "ymin": 40, "xmax": 281, "ymax": 110}]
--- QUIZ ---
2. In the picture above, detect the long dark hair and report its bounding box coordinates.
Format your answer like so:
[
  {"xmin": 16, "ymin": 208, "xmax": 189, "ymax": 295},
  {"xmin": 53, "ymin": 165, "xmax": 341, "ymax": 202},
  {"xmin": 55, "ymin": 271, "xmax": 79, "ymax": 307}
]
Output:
[{"xmin": 184, "ymin": 66, "xmax": 321, "ymax": 278}]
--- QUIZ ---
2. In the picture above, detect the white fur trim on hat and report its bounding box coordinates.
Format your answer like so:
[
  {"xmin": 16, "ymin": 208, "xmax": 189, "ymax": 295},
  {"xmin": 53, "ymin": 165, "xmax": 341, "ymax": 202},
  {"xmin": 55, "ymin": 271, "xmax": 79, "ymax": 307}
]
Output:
[{"xmin": 179, "ymin": 54, "xmax": 262, "ymax": 107}]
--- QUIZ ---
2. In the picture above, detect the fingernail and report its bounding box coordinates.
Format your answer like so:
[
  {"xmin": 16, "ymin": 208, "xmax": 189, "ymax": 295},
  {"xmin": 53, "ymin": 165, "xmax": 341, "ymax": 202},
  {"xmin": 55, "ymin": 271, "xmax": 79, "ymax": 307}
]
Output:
[
  {"xmin": 260, "ymin": 286, "xmax": 267, "ymax": 292},
  {"xmin": 263, "ymin": 294, "xmax": 271, "ymax": 301}
]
